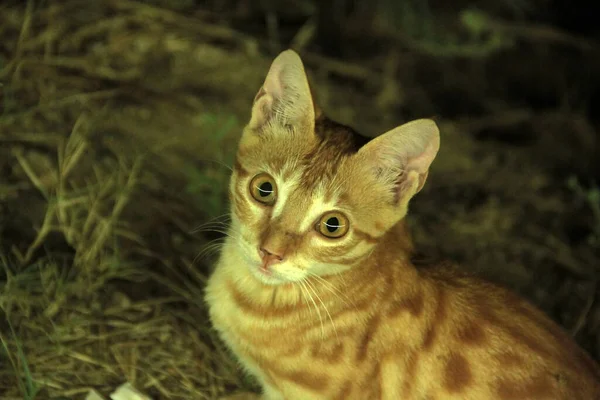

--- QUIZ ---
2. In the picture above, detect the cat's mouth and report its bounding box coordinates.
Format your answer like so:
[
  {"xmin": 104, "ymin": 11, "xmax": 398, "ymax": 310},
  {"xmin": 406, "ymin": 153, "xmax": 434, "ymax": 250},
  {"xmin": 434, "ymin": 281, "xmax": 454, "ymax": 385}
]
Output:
[{"xmin": 248, "ymin": 262, "xmax": 290, "ymax": 285}]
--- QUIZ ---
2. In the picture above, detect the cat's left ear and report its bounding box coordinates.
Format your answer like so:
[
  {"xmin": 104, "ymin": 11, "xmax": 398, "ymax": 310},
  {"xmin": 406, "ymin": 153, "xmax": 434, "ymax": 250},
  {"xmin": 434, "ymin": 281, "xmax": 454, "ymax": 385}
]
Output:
[
  {"xmin": 248, "ymin": 50, "xmax": 315, "ymax": 134},
  {"xmin": 357, "ymin": 119, "xmax": 440, "ymax": 206}
]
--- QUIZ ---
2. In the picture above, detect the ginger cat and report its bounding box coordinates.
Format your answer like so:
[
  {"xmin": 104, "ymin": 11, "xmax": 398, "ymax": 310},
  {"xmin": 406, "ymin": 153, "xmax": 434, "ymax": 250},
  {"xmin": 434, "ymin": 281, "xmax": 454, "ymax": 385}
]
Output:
[{"xmin": 204, "ymin": 50, "xmax": 600, "ymax": 400}]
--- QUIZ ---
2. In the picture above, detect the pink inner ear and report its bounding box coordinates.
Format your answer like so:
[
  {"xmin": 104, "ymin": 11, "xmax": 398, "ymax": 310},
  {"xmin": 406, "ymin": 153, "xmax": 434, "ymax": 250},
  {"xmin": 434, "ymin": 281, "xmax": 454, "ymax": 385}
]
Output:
[
  {"xmin": 404, "ymin": 138, "xmax": 439, "ymax": 177},
  {"xmin": 416, "ymin": 170, "xmax": 429, "ymax": 193},
  {"xmin": 252, "ymin": 88, "xmax": 274, "ymax": 129},
  {"xmin": 253, "ymin": 87, "xmax": 267, "ymax": 103},
  {"xmin": 248, "ymin": 50, "xmax": 315, "ymax": 132},
  {"xmin": 358, "ymin": 119, "xmax": 440, "ymax": 203}
]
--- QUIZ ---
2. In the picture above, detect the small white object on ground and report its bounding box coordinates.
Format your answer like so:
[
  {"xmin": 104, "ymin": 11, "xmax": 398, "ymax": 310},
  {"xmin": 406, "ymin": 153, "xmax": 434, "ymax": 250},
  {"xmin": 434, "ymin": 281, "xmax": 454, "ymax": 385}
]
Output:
[{"xmin": 85, "ymin": 383, "xmax": 153, "ymax": 400}]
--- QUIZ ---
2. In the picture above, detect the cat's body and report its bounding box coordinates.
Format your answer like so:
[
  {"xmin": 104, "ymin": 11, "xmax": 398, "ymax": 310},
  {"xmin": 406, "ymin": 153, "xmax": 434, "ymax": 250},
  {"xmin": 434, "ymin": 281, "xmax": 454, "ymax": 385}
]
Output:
[{"xmin": 205, "ymin": 50, "xmax": 600, "ymax": 399}]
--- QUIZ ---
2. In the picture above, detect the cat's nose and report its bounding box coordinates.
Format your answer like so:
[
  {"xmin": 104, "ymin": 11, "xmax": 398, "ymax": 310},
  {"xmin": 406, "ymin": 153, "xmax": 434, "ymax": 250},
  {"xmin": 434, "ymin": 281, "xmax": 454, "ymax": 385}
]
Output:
[{"xmin": 259, "ymin": 247, "xmax": 284, "ymax": 269}]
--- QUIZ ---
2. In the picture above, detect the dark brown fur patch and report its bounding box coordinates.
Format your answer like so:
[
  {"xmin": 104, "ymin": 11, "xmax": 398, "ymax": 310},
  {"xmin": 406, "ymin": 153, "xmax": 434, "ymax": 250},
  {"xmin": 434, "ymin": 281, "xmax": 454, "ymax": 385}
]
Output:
[
  {"xmin": 444, "ymin": 353, "xmax": 472, "ymax": 393},
  {"xmin": 374, "ymin": 220, "xmax": 386, "ymax": 231},
  {"xmin": 310, "ymin": 341, "xmax": 345, "ymax": 363},
  {"xmin": 313, "ymin": 116, "xmax": 370, "ymax": 153},
  {"xmin": 334, "ymin": 380, "xmax": 353, "ymax": 400},
  {"xmin": 299, "ymin": 116, "xmax": 369, "ymax": 188},
  {"xmin": 456, "ymin": 320, "xmax": 486, "ymax": 346},
  {"xmin": 281, "ymin": 369, "xmax": 328, "ymax": 391},
  {"xmin": 495, "ymin": 352, "xmax": 525, "ymax": 367},
  {"xmin": 402, "ymin": 352, "xmax": 420, "ymax": 397},
  {"xmin": 387, "ymin": 290, "xmax": 425, "ymax": 318},
  {"xmin": 356, "ymin": 315, "xmax": 381, "ymax": 362},
  {"xmin": 227, "ymin": 280, "xmax": 307, "ymax": 318},
  {"xmin": 353, "ymin": 228, "xmax": 380, "ymax": 244},
  {"xmin": 233, "ymin": 159, "xmax": 250, "ymax": 178},
  {"xmin": 365, "ymin": 362, "xmax": 382, "ymax": 399},
  {"xmin": 422, "ymin": 287, "xmax": 447, "ymax": 351}
]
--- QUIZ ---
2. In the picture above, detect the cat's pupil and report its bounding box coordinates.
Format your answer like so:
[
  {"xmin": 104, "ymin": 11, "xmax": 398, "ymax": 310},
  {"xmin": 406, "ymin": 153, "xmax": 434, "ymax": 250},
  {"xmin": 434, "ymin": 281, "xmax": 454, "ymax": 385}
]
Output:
[
  {"xmin": 259, "ymin": 182, "xmax": 273, "ymax": 196},
  {"xmin": 326, "ymin": 217, "xmax": 339, "ymax": 232}
]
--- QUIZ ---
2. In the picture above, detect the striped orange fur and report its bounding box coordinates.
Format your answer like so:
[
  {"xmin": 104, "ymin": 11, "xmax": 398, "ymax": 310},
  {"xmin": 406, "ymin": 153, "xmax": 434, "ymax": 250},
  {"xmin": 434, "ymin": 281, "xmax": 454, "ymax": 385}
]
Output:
[{"xmin": 205, "ymin": 50, "xmax": 600, "ymax": 399}]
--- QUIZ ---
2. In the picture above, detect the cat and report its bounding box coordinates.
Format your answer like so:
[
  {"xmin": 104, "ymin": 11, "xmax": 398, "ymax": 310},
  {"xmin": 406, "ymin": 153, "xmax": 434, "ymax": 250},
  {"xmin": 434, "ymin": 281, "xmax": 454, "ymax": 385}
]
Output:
[{"xmin": 204, "ymin": 49, "xmax": 600, "ymax": 400}]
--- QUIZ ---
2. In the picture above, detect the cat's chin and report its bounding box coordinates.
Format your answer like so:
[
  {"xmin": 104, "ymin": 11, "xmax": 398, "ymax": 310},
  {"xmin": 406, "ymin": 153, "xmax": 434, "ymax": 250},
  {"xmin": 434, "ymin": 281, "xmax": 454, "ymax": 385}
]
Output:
[{"xmin": 247, "ymin": 264, "xmax": 290, "ymax": 286}]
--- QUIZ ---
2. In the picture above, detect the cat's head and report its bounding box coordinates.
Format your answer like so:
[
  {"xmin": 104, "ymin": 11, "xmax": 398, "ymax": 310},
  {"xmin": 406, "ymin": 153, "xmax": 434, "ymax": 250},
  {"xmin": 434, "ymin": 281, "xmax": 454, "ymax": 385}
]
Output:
[{"xmin": 229, "ymin": 50, "xmax": 439, "ymax": 285}]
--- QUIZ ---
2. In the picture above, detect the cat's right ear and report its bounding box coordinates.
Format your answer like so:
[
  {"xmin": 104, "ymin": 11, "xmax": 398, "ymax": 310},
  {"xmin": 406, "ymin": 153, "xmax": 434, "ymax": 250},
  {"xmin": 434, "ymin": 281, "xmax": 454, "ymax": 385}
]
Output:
[
  {"xmin": 247, "ymin": 50, "xmax": 315, "ymax": 134},
  {"xmin": 357, "ymin": 119, "xmax": 440, "ymax": 208}
]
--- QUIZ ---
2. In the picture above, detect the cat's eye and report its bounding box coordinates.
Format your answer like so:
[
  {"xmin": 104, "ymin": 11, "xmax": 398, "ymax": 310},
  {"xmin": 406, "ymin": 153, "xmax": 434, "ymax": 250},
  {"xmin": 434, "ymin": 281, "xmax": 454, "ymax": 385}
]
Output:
[
  {"xmin": 249, "ymin": 173, "xmax": 277, "ymax": 205},
  {"xmin": 317, "ymin": 212, "xmax": 349, "ymax": 238}
]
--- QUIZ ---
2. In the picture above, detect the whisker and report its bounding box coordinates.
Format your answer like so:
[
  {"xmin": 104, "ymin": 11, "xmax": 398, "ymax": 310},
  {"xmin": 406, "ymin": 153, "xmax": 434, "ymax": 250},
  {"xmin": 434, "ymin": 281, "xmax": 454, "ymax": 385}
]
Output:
[
  {"xmin": 194, "ymin": 223, "xmax": 245, "ymax": 241},
  {"xmin": 195, "ymin": 228, "xmax": 232, "ymax": 236},
  {"xmin": 307, "ymin": 272, "xmax": 355, "ymax": 309},
  {"xmin": 304, "ymin": 278, "xmax": 338, "ymax": 342},
  {"xmin": 192, "ymin": 223, "xmax": 231, "ymax": 234},
  {"xmin": 191, "ymin": 213, "xmax": 232, "ymax": 233},
  {"xmin": 297, "ymin": 281, "xmax": 314, "ymax": 323},
  {"xmin": 193, "ymin": 227, "xmax": 243, "ymax": 263},
  {"xmin": 300, "ymin": 279, "xmax": 325, "ymax": 342},
  {"xmin": 194, "ymin": 238, "xmax": 227, "ymax": 263},
  {"xmin": 202, "ymin": 158, "xmax": 234, "ymax": 173}
]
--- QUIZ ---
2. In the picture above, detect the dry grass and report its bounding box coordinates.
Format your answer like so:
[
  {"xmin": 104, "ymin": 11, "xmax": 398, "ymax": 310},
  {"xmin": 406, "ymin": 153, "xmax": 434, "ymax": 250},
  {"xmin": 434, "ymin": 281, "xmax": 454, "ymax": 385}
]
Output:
[
  {"xmin": 0, "ymin": 130, "xmax": 246, "ymax": 398},
  {"xmin": 0, "ymin": 0, "xmax": 262, "ymax": 398}
]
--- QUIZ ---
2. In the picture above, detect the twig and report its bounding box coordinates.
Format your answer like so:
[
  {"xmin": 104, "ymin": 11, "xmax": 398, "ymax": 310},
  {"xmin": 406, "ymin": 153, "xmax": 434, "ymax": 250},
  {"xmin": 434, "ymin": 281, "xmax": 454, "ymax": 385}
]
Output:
[
  {"xmin": 22, "ymin": 202, "xmax": 56, "ymax": 265},
  {"xmin": 79, "ymin": 157, "xmax": 143, "ymax": 266},
  {"xmin": 12, "ymin": 148, "xmax": 50, "ymax": 199},
  {"xmin": 3, "ymin": 0, "xmax": 35, "ymax": 81},
  {"xmin": 290, "ymin": 16, "xmax": 317, "ymax": 52},
  {"xmin": 66, "ymin": 351, "xmax": 118, "ymax": 374},
  {"xmin": 61, "ymin": 114, "xmax": 90, "ymax": 180}
]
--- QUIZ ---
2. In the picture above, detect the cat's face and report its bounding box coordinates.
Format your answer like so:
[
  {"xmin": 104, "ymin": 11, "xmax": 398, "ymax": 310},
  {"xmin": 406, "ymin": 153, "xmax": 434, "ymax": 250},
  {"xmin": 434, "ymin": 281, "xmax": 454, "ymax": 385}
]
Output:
[
  {"xmin": 227, "ymin": 50, "xmax": 439, "ymax": 285},
  {"xmin": 230, "ymin": 126, "xmax": 388, "ymax": 284}
]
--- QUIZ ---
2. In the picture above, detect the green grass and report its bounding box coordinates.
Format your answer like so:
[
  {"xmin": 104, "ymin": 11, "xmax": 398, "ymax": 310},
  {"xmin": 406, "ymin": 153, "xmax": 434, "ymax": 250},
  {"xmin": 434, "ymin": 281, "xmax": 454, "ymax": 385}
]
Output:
[{"xmin": 0, "ymin": 317, "xmax": 40, "ymax": 400}]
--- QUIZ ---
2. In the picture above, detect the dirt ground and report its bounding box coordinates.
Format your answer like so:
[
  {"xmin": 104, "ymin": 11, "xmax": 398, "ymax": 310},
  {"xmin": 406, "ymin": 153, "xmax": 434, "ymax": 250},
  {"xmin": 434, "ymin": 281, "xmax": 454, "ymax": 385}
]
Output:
[{"xmin": 1, "ymin": 1, "xmax": 600, "ymax": 399}]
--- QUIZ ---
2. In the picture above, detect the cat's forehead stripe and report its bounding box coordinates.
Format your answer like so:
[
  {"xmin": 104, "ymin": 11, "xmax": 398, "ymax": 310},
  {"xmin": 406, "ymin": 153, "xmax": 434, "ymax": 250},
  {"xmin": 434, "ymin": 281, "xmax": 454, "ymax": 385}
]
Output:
[
  {"xmin": 299, "ymin": 192, "xmax": 338, "ymax": 232},
  {"xmin": 272, "ymin": 170, "xmax": 302, "ymax": 219}
]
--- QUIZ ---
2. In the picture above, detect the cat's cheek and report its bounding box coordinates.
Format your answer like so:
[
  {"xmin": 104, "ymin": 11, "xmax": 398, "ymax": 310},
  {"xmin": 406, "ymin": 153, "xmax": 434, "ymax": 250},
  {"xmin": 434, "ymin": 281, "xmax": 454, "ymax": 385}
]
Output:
[{"xmin": 236, "ymin": 234, "xmax": 261, "ymax": 264}]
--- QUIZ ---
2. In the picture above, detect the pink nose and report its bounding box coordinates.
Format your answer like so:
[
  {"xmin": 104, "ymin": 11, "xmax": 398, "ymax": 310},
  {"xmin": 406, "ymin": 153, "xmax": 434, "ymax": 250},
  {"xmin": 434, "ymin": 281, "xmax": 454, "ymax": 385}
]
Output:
[{"xmin": 259, "ymin": 247, "xmax": 284, "ymax": 269}]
